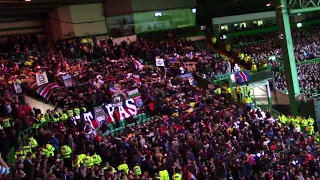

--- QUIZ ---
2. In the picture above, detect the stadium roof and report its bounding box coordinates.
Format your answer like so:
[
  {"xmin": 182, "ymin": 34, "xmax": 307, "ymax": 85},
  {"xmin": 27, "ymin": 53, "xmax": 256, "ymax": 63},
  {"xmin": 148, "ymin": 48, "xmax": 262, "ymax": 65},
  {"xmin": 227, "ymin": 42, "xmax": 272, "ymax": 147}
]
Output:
[
  {"xmin": 196, "ymin": 0, "xmax": 274, "ymax": 24},
  {"xmin": 0, "ymin": 0, "xmax": 104, "ymax": 20}
]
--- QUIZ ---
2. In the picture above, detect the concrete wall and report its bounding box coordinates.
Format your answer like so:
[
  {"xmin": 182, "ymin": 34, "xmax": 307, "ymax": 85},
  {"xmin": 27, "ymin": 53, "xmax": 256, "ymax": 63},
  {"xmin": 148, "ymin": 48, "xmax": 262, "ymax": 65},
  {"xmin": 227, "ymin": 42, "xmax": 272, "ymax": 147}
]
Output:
[
  {"xmin": 132, "ymin": 0, "xmax": 196, "ymax": 12},
  {"xmin": 0, "ymin": 20, "xmax": 44, "ymax": 37},
  {"xmin": 112, "ymin": 34, "xmax": 137, "ymax": 45},
  {"xmin": 69, "ymin": 4, "xmax": 108, "ymax": 37},
  {"xmin": 23, "ymin": 95, "xmax": 62, "ymax": 113},
  {"xmin": 275, "ymin": 90, "xmax": 290, "ymax": 105}
]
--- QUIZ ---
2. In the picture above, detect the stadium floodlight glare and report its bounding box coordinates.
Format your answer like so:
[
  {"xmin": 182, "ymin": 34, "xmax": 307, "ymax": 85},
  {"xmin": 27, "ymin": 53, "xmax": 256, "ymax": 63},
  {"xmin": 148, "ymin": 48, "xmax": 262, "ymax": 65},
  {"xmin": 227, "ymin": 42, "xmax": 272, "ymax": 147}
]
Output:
[
  {"xmin": 266, "ymin": 2, "xmax": 271, "ymax": 6},
  {"xmin": 154, "ymin": 12, "xmax": 162, "ymax": 17},
  {"xmin": 25, "ymin": 0, "xmax": 32, "ymax": 1},
  {"xmin": 297, "ymin": 22, "xmax": 302, "ymax": 28},
  {"xmin": 192, "ymin": 8, "xmax": 196, "ymax": 13}
]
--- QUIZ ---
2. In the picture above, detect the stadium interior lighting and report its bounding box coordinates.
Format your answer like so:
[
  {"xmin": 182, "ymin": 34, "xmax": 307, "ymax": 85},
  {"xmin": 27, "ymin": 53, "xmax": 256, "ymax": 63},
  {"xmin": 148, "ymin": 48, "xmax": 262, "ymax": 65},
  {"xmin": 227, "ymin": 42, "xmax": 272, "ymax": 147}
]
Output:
[
  {"xmin": 266, "ymin": 2, "xmax": 271, "ymax": 6},
  {"xmin": 25, "ymin": 0, "xmax": 32, "ymax": 1},
  {"xmin": 154, "ymin": 12, "xmax": 162, "ymax": 17},
  {"xmin": 192, "ymin": 8, "xmax": 196, "ymax": 13},
  {"xmin": 297, "ymin": 22, "xmax": 302, "ymax": 28}
]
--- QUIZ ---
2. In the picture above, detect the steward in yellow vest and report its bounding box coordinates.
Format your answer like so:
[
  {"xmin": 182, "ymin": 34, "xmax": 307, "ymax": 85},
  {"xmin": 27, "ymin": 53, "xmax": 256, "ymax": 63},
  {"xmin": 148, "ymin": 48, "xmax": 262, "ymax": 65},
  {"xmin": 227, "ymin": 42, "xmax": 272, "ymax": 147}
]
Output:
[
  {"xmin": 77, "ymin": 153, "xmax": 87, "ymax": 166},
  {"xmin": 42, "ymin": 144, "xmax": 55, "ymax": 157},
  {"xmin": 251, "ymin": 62, "xmax": 257, "ymax": 72},
  {"xmin": 158, "ymin": 169, "xmax": 170, "ymax": 180},
  {"xmin": 91, "ymin": 153, "xmax": 102, "ymax": 166},
  {"xmin": 225, "ymin": 44, "xmax": 231, "ymax": 52},
  {"xmin": 301, "ymin": 118, "xmax": 308, "ymax": 127},
  {"xmin": 28, "ymin": 137, "xmax": 38, "ymax": 149},
  {"xmin": 60, "ymin": 145, "xmax": 72, "ymax": 159},
  {"xmin": 235, "ymin": 85, "xmax": 243, "ymax": 102},
  {"xmin": 118, "ymin": 162, "xmax": 129, "ymax": 174},
  {"xmin": 172, "ymin": 173, "xmax": 182, "ymax": 180},
  {"xmin": 15, "ymin": 148, "xmax": 26, "ymax": 160},
  {"xmin": 104, "ymin": 162, "xmax": 117, "ymax": 174},
  {"xmin": 84, "ymin": 155, "xmax": 94, "ymax": 168},
  {"xmin": 211, "ymin": 37, "xmax": 217, "ymax": 44},
  {"xmin": 133, "ymin": 164, "xmax": 142, "ymax": 176},
  {"xmin": 52, "ymin": 112, "xmax": 60, "ymax": 123},
  {"xmin": 74, "ymin": 108, "xmax": 80, "ymax": 116},
  {"xmin": 3, "ymin": 117, "xmax": 12, "ymax": 128},
  {"xmin": 225, "ymin": 86, "xmax": 232, "ymax": 99},
  {"xmin": 245, "ymin": 84, "xmax": 251, "ymax": 96},
  {"xmin": 308, "ymin": 117, "xmax": 314, "ymax": 126},
  {"xmin": 67, "ymin": 109, "xmax": 74, "ymax": 117},
  {"xmin": 60, "ymin": 112, "xmax": 68, "ymax": 122},
  {"xmin": 214, "ymin": 87, "xmax": 221, "ymax": 95}
]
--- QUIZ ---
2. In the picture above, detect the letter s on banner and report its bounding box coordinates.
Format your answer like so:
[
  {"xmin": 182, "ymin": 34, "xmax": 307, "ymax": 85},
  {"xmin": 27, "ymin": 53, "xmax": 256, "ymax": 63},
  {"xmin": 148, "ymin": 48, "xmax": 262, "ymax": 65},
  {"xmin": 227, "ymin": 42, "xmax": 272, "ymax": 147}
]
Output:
[{"xmin": 126, "ymin": 98, "xmax": 137, "ymax": 116}]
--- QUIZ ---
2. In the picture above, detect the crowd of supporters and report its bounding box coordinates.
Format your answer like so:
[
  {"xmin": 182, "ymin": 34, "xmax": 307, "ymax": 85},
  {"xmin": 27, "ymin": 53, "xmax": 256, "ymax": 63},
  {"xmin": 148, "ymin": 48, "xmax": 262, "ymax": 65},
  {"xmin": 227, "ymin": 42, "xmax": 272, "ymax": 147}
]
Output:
[
  {"xmin": 234, "ymin": 25, "xmax": 320, "ymax": 64},
  {"xmin": 229, "ymin": 25, "xmax": 320, "ymax": 95},
  {"xmin": 0, "ymin": 33, "xmax": 318, "ymax": 180}
]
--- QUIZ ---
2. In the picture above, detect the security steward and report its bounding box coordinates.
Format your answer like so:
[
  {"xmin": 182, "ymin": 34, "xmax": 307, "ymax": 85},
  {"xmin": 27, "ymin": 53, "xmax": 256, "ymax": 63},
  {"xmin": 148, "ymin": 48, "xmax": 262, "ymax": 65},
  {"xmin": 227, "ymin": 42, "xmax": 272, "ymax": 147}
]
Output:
[
  {"xmin": 91, "ymin": 153, "xmax": 102, "ymax": 166},
  {"xmin": 158, "ymin": 165, "xmax": 170, "ymax": 180},
  {"xmin": 225, "ymin": 86, "xmax": 232, "ymax": 99},
  {"xmin": 133, "ymin": 163, "xmax": 142, "ymax": 176},
  {"xmin": 118, "ymin": 161, "xmax": 129, "ymax": 175},
  {"xmin": 172, "ymin": 168, "xmax": 182, "ymax": 180},
  {"xmin": 245, "ymin": 84, "xmax": 251, "ymax": 97},
  {"xmin": 243, "ymin": 96, "xmax": 253, "ymax": 111},
  {"xmin": 84, "ymin": 154, "xmax": 94, "ymax": 168},
  {"xmin": 60, "ymin": 144, "xmax": 72, "ymax": 170},
  {"xmin": 235, "ymin": 85, "xmax": 243, "ymax": 102}
]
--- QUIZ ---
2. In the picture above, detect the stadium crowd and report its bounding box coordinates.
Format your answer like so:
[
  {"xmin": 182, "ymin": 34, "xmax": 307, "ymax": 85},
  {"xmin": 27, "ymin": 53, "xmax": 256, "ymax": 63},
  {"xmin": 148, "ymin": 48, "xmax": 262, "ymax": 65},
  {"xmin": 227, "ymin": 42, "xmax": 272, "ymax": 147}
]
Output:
[
  {"xmin": 0, "ymin": 33, "xmax": 319, "ymax": 180},
  {"xmin": 234, "ymin": 25, "xmax": 320, "ymax": 65},
  {"xmin": 229, "ymin": 25, "xmax": 320, "ymax": 96}
]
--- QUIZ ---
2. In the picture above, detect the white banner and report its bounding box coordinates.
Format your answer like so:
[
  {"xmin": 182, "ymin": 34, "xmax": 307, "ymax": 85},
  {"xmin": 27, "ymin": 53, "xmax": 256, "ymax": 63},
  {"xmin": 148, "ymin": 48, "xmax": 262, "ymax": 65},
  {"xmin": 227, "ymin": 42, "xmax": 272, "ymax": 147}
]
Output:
[
  {"xmin": 36, "ymin": 71, "xmax": 49, "ymax": 86},
  {"xmin": 156, "ymin": 59, "xmax": 165, "ymax": 66},
  {"xmin": 13, "ymin": 82, "xmax": 22, "ymax": 94}
]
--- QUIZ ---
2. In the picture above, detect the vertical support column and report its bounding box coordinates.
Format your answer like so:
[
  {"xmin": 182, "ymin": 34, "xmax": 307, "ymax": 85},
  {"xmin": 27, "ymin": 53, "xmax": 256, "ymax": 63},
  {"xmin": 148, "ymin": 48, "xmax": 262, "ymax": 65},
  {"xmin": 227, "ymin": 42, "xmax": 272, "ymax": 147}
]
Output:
[
  {"xmin": 266, "ymin": 81, "xmax": 272, "ymax": 108},
  {"xmin": 274, "ymin": 0, "xmax": 300, "ymax": 115}
]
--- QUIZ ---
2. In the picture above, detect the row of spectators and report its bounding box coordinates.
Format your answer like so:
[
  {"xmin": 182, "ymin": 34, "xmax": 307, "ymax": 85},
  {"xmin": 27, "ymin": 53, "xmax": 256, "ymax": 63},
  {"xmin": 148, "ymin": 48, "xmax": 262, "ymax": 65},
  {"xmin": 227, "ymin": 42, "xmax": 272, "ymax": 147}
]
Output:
[
  {"xmin": 228, "ymin": 25, "xmax": 320, "ymax": 95},
  {"xmin": 0, "ymin": 33, "xmax": 318, "ymax": 180},
  {"xmin": 234, "ymin": 25, "xmax": 320, "ymax": 64}
]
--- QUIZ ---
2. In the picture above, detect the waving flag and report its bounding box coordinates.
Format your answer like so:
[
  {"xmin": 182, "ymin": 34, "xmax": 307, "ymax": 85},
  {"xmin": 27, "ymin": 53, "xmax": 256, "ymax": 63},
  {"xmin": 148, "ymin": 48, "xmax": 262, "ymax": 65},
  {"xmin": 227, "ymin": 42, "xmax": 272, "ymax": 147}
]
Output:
[
  {"xmin": 127, "ymin": 88, "xmax": 140, "ymax": 98},
  {"xmin": 235, "ymin": 71, "xmax": 251, "ymax": 84},
  {"xmin": 37, "ymin": 83, "xmax": 60, "ymax": 100},
  {"xmin": 133, "ymin": 59, "xmax": 144, "ymax": 70},
  {"xmin": 132, "ymin": 74, "xmax": 141, "ymax": 83},
  {"xmin": 168, "ymin": 58, "xmax": 177, "ymax": 64}
]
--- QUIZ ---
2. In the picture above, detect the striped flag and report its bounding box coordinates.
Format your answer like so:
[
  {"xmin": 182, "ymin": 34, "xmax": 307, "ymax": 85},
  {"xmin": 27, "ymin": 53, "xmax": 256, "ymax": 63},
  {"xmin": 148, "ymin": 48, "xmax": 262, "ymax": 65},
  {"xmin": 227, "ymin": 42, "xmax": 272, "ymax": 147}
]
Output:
[
  {"xmin": 235, "ymin": 71, "xmax": 251, "ymax": 84},
  {"xmin": 109, "ymin": 83, "xmax": 123, "ymax": 94},
  {"xmin": 168, "ymin": 58, "xmax": 177, "ymax": 64},
  {"xmin": 133, "ymin": 59, "xmax": 144, "ymax": 70},
  {"xmin": 37, "ymin": 83, "xmax": 60, "ymax": 100},
  {"xmin": 127, "ymin": 88, "xmax": 140, "ymax": 98},
  {"xmin": 132, "ymin": 74, "xmax": 141, "ymax": 83}
]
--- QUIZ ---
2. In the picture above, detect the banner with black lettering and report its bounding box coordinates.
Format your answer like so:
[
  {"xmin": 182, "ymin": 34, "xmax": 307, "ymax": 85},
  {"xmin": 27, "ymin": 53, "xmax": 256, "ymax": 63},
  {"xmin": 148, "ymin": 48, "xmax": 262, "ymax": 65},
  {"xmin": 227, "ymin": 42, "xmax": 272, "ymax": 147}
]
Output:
[{"xmin": 71, "ymin": 98, "xmax": 140, "ymax": 129}]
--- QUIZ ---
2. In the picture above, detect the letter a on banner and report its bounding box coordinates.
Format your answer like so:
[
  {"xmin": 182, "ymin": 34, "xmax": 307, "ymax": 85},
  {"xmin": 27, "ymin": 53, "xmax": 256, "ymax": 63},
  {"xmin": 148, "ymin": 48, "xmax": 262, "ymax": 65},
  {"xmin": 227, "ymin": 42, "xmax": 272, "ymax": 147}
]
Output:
[{"xmin": 36, "ymin": 71, "xmax": 49, "ymax": 86}]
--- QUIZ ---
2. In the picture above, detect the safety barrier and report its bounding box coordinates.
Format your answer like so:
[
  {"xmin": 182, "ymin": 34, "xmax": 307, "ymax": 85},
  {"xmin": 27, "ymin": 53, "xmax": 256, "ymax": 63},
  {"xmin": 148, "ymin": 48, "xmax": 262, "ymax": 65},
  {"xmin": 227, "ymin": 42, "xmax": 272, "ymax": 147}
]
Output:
[
  {"xmin": 102, "ymin": 113, "xmax": 154, "ymax": 137},
  {"xmin": 232, "ymin": 40, "xmax": 267, "ymax": 47},
  {"xmin": 5, "ymin": 121, "xmax": 49, "ymax": 168}
]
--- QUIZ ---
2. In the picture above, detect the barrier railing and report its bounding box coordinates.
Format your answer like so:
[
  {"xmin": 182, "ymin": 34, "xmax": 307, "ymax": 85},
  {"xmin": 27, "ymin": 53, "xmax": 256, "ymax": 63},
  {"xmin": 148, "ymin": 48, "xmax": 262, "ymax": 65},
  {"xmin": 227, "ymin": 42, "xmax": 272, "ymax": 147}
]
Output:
[
  {"xmin": 5, "ymin": 121, "xmax": 49, "ymax": 168},
  {"xmin": 232, "ymin": 40, "xmax": 267, "ymax": 47}
]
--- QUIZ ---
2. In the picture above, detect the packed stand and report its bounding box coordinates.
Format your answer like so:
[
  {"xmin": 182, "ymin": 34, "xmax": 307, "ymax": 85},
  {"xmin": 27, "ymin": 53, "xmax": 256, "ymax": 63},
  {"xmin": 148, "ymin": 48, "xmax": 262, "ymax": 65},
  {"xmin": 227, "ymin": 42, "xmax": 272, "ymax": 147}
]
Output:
[
  {"xmin": 235, "ymin": 25, "xmax": 320, "ymax": 66},
  {"xmin": 275, "ymin": 63, "xmax": 320, "ymax": 96},
  {"xmin": 0, "ymin": 33, "xmax": 319, "ymax": 180},
  {"xmin": 230, "ymin": 25, "xmax": 320, "ymax": 97}
]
